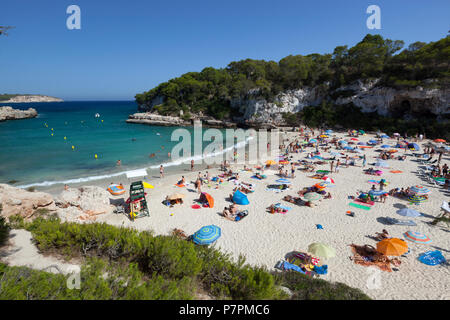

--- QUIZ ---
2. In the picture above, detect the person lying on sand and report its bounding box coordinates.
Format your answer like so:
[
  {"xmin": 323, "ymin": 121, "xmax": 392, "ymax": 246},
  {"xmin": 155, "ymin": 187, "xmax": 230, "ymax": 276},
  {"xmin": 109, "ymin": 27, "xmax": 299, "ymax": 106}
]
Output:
[
  {"xmin": 223, "ymin": 204, "xmax": 238, "ymax": 221},
  {"xmin": 374, "ymin": 229, "xmax": 390, "ymax": 241}
]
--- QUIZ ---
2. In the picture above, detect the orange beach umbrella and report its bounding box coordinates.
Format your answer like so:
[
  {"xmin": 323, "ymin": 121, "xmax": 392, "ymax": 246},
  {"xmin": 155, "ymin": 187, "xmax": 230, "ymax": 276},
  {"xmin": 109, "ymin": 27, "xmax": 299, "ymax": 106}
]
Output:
[{"xmin": 376, "ymin": 238, "xmax": 408, "ymax": 256}]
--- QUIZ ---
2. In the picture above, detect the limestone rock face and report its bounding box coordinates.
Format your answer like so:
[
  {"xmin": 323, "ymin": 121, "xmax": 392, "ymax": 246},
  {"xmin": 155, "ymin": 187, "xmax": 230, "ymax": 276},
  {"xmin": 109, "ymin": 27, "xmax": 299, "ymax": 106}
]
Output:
[
  {"xmin": 0, "ymin": 184, "xmax": 56, "ymax": 219},
  {"xmin": 56, "ymin": 186, "xmax": 113, "ymax": 213},
  {"xmin": 127, "ymin": 112, "xmax": 187, "ymax": 126},
  {"xmin": 0, "ymin": 106, "xmax": 38, "ymax": 121}
]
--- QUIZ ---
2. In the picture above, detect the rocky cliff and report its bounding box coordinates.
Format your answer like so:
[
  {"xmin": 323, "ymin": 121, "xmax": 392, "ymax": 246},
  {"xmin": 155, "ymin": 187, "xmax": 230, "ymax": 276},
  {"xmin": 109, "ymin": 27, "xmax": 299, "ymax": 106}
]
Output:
[
  {"xmin": 0, "ymin": 106, "xmax": 38, "ymax": 121},
  {"xmin": 230, "ymin": 79, "xmax": 449, "ymax": 126},
  {"xmin": 1, "ymin": 95, "xmax": 63, "ymax": 103}
]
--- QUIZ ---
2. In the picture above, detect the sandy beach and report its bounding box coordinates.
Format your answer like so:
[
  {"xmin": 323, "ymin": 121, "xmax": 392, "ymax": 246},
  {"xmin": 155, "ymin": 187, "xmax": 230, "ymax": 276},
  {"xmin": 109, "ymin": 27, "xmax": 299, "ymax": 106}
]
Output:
[
  {"xmin": 31, "ymin": 130, "xmax": 447, "ymax": 300},
  {"xmin": 2, "ymin": 130, "xmax": 448, "ymax": 300}
]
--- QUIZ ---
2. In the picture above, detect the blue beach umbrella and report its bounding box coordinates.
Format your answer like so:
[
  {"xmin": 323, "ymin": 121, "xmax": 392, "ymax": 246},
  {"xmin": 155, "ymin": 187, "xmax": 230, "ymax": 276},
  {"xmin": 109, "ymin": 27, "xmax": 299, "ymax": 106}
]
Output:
[
  {"xmin": 358, "ymin": 142, "xmax": 367, "ymax": 145},
  {"xmin": 338, "ymin": 140, "xmax": 348, "ymax": 144},
  {"xmin": 309, "ymin": 138, "xmax": 318, "ymax": 143},
  {"xmin": 325, "ymin": 129, "xmax": 333, "ymax": 134},
  {"xmin": 381, "ymin": 134, "xmax": 390, "ymax": 138},
  {"xmin": 368, "ymin": 139, "xmax": 378, "ymax": 145},
  {"xmin": 408, "ymin": 143, "xmax": 420, "ymax": 151},
  {"xmin": 397, "ymin": 208, "xmax": 421, "ymax": 218},
  {"xmin": 380, "ymin": 145, "xmax": 391, "ymax": 148},
  {"xmin": 192, "ymin": 225, "xmax": 221, "ymax": 245},
  {"xmin": 343, "ymin": 146, "xmax": 354, "ymax": 150}
]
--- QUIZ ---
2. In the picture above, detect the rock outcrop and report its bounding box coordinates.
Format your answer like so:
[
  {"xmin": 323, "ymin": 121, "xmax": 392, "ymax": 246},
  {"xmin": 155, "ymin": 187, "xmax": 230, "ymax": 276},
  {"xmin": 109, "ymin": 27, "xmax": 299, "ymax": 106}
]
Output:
[
  {"xmin": 55, "ymin": 186, "xmax": 114, "ymax": 213},
  {"xmin": 127, "ymin": 112, "xmax": 187, "ymax": 126},
  {"xmin": 2, "ymin": 95, "xmax": 63, "ymax": 103},
  {"xmin": 0, "ymin": 184, "xmax": 56, "ymax": 219},
  {"xmin": 0, "ymin": 106, "xmax": 38, "ymax": 121}
]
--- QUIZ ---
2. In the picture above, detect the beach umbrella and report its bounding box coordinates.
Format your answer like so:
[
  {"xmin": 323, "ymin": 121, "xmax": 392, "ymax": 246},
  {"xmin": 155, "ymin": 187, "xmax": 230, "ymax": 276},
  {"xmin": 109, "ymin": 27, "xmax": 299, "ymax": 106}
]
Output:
[
  {"xmin": 343, "ymin": 146, "xmax": 354, "ymax": 150},
  {"xmin": 408, "ymin": 194, "xmax": 427, "ymax": 205},
  {"xmin": 303, "ymin": 192, "xmax": 322, "ymax": 201},
  {"xmin": 403, "ymin": 231, "xmax": 432, "ymax": 244},
  {"xmin": 396, "ymin": 208, "xmax": 421, "ymax": 218},
  {"xmin": 309, "ymin": 138, "xmax": 318, "ymax": 143},
  {"xmin": 325, "ymin": 130, "xmax": 333, "ymax": 134},
  {"xmin": 358, "ymin": 142, "xmax": 367, "ymax": 145},
  {"xmin": 265, "ymin": 160, "xmax": 276, "ymax": 166},
  {"xmin": 434, "ymin": 139, "xmax": 446, "ymax": 143},
  {"xmin": 369, "ymin": 190, "xmax": 388, "ymax": 196},
  {"xmin": 376, "ymin": 238, "xmax": 408, "ymax": 256},
  {"xmin": 192, "ymin": 225, "xmax": 221, "ymax": 245},
  {"xmin": 308, "ymin": 243, "xmax": 336, "ymax": 259},
  {"xmin": 408, "ymin": 143, "xmax": 420, "ymax": 151},
  {"xmin": 168, "ymin": 193, "xmax": 185, "ymax": 200},
  {"xmin": 338, "ymin": 140, "xmax": 348, "ymax": 144},
  {"xmin": 381, "ymin": 134, "xmax": 390, "ymax": 139},
  {"xmin": 410, "ymin": 185, "xmax": 431, "ymax": 195},
  {"xmin": 322, "ymin": 176, "xmax": 335, "ymax": 184},
  {"xmin": 359, "ymin": 130, "xmax": 365, "ymax": 134},
  {"xmin": 380, "ymin": 144, "xmax": 391, "ymax": 148}
]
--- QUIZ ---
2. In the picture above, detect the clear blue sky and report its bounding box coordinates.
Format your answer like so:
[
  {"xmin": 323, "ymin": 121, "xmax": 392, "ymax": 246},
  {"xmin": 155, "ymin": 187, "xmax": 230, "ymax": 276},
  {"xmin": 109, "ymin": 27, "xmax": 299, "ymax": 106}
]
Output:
[{"xmin": 1, "ymin": 0, "xmax": 449, "ymax": 100}]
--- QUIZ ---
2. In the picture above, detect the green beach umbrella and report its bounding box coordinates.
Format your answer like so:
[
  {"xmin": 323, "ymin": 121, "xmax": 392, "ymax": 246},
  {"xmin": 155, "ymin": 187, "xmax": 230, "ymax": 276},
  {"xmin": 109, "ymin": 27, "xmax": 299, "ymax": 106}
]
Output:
[{"xmin": 308, "ymin": 243, "xmax": 336, "ymax": 259}]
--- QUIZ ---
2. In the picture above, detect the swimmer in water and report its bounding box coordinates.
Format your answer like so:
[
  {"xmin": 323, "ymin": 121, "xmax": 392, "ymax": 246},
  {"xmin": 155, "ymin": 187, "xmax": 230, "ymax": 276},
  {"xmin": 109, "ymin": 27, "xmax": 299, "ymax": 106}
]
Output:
[
  {"xmin": 149, "ymin": 153, "xmax": 155, "ymax": 158},
  {"xmin": 116, "ymin": 160, "xmax": 121, "ymax": 166}
]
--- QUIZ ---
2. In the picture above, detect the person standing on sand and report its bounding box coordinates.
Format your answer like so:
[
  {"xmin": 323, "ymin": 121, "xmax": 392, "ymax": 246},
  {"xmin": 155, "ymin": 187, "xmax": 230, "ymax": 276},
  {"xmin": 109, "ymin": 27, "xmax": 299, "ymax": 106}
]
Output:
[
  {"xmin": 160, "ymin": 165, "xmax": 164, "ymax": 178},
  {"xmin": 330, "ymin": 161, "xmax": 334, "ymax": 174},
  {"xmin": 336, "ymin": 159, "xmax": 340, "ymax": 173},
  {"xmin": 195, "ymin": 178, "xmax": 202, "ymax": 194},
  {"xmin": 362, "ymin": 154, "xmax": 367, "ymax": 168},
  {"xmin": 191, "ymin": 160, "xmax": 194, "ymax": 171}
]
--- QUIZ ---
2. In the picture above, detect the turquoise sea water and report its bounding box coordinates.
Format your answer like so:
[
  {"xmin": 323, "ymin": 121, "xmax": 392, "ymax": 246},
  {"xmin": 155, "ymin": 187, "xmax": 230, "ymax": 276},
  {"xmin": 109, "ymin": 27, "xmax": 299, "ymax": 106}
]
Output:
[{"xmin": 0, "ymin": 101, "xmax": 243, "ymax": 188}]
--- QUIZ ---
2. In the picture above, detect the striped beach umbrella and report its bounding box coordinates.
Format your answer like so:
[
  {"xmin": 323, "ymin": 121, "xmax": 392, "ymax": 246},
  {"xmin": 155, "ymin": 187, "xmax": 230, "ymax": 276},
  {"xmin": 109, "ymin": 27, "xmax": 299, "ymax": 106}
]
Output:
[
  {"xmin": 376, "ymin": 238, "xmax": 408, "ymax": 256},
  {"xmin": 410, "ymin": 185, "xmax": 431, "ymax": 195},
  {"xmin": 408, "ymin": 194, "xmax": 427, "ymax": 205},
  {"xmin": 309, "ymin": 138, "xmax": 318, "ymax": 143},
  {"xmin": 303, "ymin": 192, "xmax": 322, "ymax": 201},
  {"xmin": 396, "ymin": 208, "xmax": 421, "ymax": 218},
  {"xmin": 403, "ymin": 231, "xmax": 432, "ymax": 244},
  {"xmin": 192, "ymin": 225, "xmax": 221, "ymax": 245},
  {"xmin": 308, "ymin": 243, "xmax": 336, "ymax": 259}
]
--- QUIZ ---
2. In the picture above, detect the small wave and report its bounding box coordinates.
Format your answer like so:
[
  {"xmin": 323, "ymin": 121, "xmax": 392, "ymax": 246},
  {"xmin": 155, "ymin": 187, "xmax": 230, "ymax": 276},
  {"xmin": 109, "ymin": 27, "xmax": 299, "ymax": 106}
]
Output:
[{"xmin": 17, "ymin": 136, "xmax": 254, "ymax": 189}]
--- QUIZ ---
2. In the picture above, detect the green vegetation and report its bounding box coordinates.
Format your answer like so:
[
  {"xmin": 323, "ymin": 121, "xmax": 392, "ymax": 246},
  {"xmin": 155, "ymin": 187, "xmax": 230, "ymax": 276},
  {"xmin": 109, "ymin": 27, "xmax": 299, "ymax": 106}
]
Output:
[
  {"xmin": 136, "ymin": 34, "xmax": 449, "ymax": 120},
  {"xmin": 0, "ymin": 206, "xmax": 10, "ymax": 247},
  {"xmin": 0, "ymin": 216, "xmax": 370, "ymax": 300}
]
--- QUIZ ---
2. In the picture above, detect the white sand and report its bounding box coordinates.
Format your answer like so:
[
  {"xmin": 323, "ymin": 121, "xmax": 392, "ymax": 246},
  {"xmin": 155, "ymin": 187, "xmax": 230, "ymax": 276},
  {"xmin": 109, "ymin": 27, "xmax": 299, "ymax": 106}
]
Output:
[{"xmin": 6, "ymin": 131, "xmax": 450, "ymax": 299}]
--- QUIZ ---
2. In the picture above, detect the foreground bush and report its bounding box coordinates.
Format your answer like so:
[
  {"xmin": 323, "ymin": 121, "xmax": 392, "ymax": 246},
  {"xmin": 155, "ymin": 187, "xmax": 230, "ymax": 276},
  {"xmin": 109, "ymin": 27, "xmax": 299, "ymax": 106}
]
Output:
[{"xmin": 8, "ymin": 216, "xmax": 370, "ymax": 300}]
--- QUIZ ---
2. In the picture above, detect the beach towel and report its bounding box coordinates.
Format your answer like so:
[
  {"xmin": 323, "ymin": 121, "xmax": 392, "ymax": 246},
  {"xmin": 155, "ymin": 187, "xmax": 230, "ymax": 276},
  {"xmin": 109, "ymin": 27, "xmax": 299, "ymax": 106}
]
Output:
[
  {"xmin": 349, "ymin": 202, "xmax": 371, "ymax": 211},
  {"xmin": 281, "ymin": 261, "xmax": 307, "ymax": 274},
  {"xmin": 191, "ymin": 204, "xmax": 201, "ymax": 209},
  {"xmin": 274, "ymin": 203, "xmax": 292, "ymax": 211},
  {"xmin": 390, "ymin": 170, "xmax": 403, "ymax": 173},
  {"xmin": 354, "ymin": 199, "xmax": 375, "ymax": 206},
  {"xmin": 175, "ymin": 184, "xmax": 185, "ymax": 187}
]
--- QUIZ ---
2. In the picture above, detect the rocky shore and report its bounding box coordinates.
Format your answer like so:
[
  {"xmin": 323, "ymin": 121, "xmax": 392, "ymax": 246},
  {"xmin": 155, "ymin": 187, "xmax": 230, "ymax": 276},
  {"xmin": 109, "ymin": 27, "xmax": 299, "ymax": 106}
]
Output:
[
  {"xmin": 0, "ymin": 106, "xmax": 38, "ymax": 121},
  {"xmin": 127, "ymin": 112, "xmax": 238, "ymax": 128},
  {"xmin": 1, "ymin": 95, "xmax": 63, "ymax": 103}
]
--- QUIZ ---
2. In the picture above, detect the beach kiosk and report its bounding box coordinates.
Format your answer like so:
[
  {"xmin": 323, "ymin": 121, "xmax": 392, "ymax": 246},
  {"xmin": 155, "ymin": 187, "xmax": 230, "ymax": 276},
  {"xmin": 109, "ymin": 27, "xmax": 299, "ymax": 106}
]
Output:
[{"xmin": 126, "ymin": 169, "xmax": 150, "ymax": 220}]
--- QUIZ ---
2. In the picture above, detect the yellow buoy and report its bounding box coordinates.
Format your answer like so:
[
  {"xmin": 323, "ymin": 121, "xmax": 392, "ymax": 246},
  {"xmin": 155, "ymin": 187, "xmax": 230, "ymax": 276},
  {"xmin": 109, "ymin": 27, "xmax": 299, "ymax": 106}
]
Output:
[
  {"xmin": 72, "ymin": 146, "xmax": 75, "ymax": 150},
  {"xmin": 101, "ymin": 120, "xmax": 104, "ymax": 123},
  {"xmin": 51, "ymin": 133, "xmax": 54, "ymax": 136},
  {"xmin": 64, "ymin": 136, "xmax": 67, "ymax": 140},
  {"xmin": 94, "ymin": 154, "xmax": 98, "ymax": 159},
  {"xmin": 51, "ymin": 128, "xmax": 53, "ymax": 131}
]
